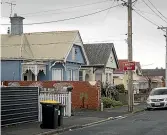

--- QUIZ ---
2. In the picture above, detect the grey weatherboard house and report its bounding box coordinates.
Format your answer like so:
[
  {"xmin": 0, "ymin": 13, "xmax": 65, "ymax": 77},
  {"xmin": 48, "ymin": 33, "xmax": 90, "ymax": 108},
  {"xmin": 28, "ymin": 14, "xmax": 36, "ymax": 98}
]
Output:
[{"xmin": 80, "ymin": 43, "xmax": 119, "ymax": 84}]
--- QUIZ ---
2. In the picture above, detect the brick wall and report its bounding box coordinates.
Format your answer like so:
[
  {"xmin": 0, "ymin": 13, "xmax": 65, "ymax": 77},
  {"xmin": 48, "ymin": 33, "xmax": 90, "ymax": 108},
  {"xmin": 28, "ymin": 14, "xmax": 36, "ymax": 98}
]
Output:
[{"xmin": 3, "ymin": 81, "xmax": 101, "ymax": 110}]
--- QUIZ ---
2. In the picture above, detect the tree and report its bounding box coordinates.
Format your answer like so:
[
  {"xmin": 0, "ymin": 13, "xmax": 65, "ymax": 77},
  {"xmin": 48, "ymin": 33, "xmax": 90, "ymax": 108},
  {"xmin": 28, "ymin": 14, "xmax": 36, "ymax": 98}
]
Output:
[{"xmin": 144, "ymin": 76, "xmax": 152, "ymax": 93}]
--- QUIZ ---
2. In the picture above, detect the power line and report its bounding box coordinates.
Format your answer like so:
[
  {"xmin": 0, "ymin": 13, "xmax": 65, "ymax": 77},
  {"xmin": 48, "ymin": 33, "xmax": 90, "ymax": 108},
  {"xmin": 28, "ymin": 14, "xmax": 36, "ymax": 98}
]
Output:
[
  {"xmin": 104, "ymin": 0, "xmax": 117, "ymax": 20},
  {"xmin": 147, "ymin": 0, "xmax": 167, "ymax": 21},
  {"xmin": 141, "ymin": 0, "xmax": 167, "ymax": 23},
  {"xmin": 1, "ymin": 4, "xmax": 121, "ymax": 25},
  {"xmin": 133, "ymin": 9, "xmax": 160, "ymax": 27},
  {"xmin": 0, "ymin": 41, "xmax": 80, "ymax": 47},
  {"xmin": 83, "ymin": 39, "xmax": 126, "ymax": 43},
  {"xmin": 133, "ymin": 8, "xmax": 166, "ymax": 32},
  {"xmin": 20, "ymin": 0, "xmax": 113, "ymax": 16},
  {"xmin": 1, "ymin": 38, "xmax": 126, "ymax": 47},
  {"xmin": 134, "ymin": 8, "xmax": 159, "ymax": 16}
]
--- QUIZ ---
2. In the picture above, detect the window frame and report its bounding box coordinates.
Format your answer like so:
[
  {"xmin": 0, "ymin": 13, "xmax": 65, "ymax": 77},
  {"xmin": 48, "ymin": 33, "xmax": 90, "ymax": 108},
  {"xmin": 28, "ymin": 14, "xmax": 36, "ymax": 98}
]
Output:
[{"xmin": 52, "ymin": 68, "xmax": 63, "ymax": 81}]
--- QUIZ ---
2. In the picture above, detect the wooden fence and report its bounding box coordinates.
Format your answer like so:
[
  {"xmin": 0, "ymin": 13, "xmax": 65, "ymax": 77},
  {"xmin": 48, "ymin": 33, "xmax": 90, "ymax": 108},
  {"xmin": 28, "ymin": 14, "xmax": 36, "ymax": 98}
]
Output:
[{"xmin": 39, "ymin": 90, "xmax": 71, "ymax": 122}]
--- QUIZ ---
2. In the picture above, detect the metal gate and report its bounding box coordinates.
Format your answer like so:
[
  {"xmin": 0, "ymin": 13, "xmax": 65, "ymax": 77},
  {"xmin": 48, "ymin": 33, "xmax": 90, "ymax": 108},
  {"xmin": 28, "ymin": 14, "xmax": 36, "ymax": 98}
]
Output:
[{"xmin": 1, "ymin": 87, "xmax": 39, "ymax": 126}]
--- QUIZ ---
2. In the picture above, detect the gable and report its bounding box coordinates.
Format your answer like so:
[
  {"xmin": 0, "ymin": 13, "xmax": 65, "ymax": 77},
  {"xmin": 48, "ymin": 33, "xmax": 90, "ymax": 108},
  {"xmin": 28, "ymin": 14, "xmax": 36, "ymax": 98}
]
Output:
[
  {"xmin": 66, "ymin": 45, "xmax": 86, "ymax": 64},
  {"xmin": 83, "ymin": 43, "xmax": 113, "ymax": 65},
  {"xmin": 106, "ymin": 48, "xmax": 118, "ymax": 69}
]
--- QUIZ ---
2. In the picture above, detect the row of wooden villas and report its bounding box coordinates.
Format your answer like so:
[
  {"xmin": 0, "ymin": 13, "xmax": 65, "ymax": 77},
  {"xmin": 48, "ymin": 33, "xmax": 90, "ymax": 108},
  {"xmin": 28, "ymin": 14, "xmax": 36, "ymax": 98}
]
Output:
[{"xmin": 1, "ymin": 13, "xmax": 164, "ymax": 92}]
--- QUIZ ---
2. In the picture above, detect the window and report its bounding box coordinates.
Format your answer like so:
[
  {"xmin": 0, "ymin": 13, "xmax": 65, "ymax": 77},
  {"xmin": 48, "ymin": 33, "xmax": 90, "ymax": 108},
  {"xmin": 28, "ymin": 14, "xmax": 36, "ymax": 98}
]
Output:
[
  {"xmin": 95, "ymin": 73, "xmax": 102, "ymax": 81},
  {"xmin": 67, "ymin": 70, "xmax": 72, "ymax": 81},
  {"xmin": 109, "ymin": 73, "xmax": 112, "ymax": 83},
  {"xmin": 52, "ymin": 69, "xmax": 62, "ymax": 81},
  {"xmin": 79, "ymin": 71, "xmax": 83, "ymax": 81},
  {"xmin": 73, "ymin": 70, "xmax": 79, "ymax": 81}
]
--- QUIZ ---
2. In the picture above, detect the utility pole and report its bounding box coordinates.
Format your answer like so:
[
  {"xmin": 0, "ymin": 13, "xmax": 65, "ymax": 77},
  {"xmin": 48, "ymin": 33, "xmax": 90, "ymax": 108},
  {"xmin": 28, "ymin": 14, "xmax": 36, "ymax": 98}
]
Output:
[
  {"xmin": 127, "ymin": 0, "xmax": 133, "ymax": 112},
  {"xmin": 158, "ymin": 27, "xmax": 167, "ymax": 87}
]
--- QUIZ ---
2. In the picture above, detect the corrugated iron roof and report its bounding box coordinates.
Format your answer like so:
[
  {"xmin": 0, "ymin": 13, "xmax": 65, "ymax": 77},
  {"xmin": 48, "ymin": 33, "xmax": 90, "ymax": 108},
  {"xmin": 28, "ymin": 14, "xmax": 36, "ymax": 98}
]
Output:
[
  {"xmin": 1, "ymin": 31, "xmax": 79, "ymax": 60},
  {"xmin": 142, "ymin": 69, "xmax": 165, "ymax": 78}
]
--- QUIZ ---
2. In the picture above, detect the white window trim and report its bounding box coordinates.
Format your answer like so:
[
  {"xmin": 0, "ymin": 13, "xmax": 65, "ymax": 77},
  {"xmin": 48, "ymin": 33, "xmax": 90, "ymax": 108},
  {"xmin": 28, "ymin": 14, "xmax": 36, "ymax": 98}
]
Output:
[
  {"xmin": 79, "ymin": 70, "xmax": 83, "ymax": 81},
  {"xmin": 52, "ymin": 68, "xmax": 63, "ymax": 81}
]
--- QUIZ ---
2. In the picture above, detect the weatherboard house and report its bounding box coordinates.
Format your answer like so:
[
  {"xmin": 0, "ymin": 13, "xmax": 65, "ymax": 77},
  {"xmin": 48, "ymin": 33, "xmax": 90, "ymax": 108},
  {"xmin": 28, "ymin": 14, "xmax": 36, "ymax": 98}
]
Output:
[
  {"xmin": 79, "ymin": 43, "xmax": 119, "ymax": 84},
  {"xmin": 1, "ymin": 14, "xmax": 89, "ymax": 81}
]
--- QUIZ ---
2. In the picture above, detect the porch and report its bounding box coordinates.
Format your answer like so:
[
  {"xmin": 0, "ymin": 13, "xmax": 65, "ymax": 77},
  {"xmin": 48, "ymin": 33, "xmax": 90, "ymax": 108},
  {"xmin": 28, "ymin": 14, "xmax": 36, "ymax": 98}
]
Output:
[{"xmin": 21, "ymin": 62, "xmax": 47, "ymax": 81}]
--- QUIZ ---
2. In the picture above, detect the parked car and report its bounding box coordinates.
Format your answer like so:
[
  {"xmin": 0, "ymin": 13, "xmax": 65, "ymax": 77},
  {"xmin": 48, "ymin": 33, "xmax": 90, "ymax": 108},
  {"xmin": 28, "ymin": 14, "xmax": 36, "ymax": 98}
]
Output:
[{"xmin": 146, "ymin": 87, "xmax": 167, "ymax": 110}]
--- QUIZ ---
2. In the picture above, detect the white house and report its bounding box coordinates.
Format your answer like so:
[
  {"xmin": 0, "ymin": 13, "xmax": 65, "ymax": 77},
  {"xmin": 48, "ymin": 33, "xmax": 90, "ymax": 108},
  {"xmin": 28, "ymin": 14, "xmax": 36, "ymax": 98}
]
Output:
[{"xmin": 79, "ymin": 43, "xmax": 119, "ymax": 84}]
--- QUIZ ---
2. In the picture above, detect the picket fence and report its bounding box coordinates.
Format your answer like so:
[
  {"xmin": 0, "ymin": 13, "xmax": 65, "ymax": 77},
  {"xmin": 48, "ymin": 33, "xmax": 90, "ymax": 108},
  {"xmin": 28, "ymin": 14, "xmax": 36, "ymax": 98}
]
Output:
[{"xmin": 39, "ymin": 91, "xmax": 71, "ymax": 122}]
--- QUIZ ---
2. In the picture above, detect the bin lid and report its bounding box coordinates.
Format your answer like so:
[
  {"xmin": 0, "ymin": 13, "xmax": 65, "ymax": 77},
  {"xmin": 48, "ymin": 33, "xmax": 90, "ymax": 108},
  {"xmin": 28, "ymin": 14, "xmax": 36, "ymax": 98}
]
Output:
[{"xmin": 40, "ymin": 100, "xmax": 60, "ymax": 104}]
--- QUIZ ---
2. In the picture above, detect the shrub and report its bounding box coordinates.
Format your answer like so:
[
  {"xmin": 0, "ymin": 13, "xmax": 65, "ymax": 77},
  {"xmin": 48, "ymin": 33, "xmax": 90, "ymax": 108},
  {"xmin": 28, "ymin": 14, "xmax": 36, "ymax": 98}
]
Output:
[
  {"xmin": 102, "ymin": 97, "xmax": 123, "ymax": 108},
  {"xmin": 116, "ymin": 84, "xmax": 125, "ymax": 93},
  {"xmin": 111, "ymin": 100, "xmax": 123, "ymax": 107},
  {"xmin": 102, "ymin": 97, "xmax": 113, "ymax": 108}
]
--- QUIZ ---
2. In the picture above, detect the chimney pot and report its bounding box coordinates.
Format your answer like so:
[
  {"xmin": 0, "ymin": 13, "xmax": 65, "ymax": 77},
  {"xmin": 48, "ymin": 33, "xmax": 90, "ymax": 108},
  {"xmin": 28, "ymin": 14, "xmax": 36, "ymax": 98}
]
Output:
[{"xmin": 14, "ymin": 13, "xmax": 17, "ymax": 17}]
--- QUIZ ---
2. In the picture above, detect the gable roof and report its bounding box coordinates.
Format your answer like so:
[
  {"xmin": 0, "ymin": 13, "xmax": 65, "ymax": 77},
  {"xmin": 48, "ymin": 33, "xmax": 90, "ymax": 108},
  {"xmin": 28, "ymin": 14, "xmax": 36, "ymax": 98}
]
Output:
[
  {"xmin": 83, "ymin": 43, "xmax": 119, "ymax": 68},
  {"xmin": 1, "ymin": 30, "xmax": 85, "ymax": 61},
  {"xmin": 114, "ymin": 59, "xmax": 141, "ymax": 74},
  {"xmin": 142, "ymin": 69, "xmax": 165, "ymax": 78}
]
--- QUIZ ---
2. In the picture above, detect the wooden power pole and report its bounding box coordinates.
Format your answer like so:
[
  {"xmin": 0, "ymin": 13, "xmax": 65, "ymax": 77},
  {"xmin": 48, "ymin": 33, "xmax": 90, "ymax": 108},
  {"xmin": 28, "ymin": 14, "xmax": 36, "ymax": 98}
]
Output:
[
  {"xmin": 127, "ymin": 0, "xmax": 133, "ymax": 112},
  {"xmin": 158, "ymin": 27, "xmax": 167, "ymax": 87}
]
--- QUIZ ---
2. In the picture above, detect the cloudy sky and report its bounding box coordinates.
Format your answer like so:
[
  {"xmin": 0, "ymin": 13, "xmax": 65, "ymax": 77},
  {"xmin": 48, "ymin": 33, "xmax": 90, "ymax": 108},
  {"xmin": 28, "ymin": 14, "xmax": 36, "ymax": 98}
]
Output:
[{"xmin": 0, "ymin": 0, "xmax": 167, "ymax": 69}]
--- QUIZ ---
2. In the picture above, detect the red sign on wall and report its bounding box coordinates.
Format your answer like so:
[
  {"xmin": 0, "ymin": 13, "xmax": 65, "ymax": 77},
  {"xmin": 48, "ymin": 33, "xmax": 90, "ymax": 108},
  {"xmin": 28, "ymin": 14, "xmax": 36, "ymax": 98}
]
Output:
[{"xmin": 123, "ymin": 61, "xmax": 135, "ymax": 71}]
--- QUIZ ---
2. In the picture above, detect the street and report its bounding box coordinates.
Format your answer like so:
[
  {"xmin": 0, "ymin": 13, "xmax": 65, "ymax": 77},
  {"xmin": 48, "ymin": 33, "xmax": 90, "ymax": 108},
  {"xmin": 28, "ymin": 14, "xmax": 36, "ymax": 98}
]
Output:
[{"xmin": 61, "ymin": 109, "xmax": 167, "ymax": 135}]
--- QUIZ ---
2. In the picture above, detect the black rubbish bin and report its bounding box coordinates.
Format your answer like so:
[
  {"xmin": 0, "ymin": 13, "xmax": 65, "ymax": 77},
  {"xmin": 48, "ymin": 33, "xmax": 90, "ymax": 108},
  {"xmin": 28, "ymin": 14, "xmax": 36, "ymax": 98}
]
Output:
[
  {"xmin": 58, "ymin": 104, "xmax": 65, "ymax": 126},
  {"xmin": 40, "ymin": 101, "xmax": 61, "ymax": 129}
]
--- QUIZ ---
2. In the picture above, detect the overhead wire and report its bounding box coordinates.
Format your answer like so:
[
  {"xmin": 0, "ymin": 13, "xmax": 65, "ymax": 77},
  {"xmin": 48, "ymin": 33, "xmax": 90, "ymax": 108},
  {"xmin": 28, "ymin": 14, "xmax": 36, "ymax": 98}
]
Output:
[
  {"xmin": 117, "ymin": 0, "xmax": 162, "ymax": 28},
  {"xmin": 134, "ymin": 9, "xmax": 159, "ymax": 27},
  {"xmin": 104, "ymin": 0, "xmax": 116, "ymax": 20},
  {"xmin": 141, "ymin": 0, "xmax": 167, "ymax": 23},
  {"xmin": 1, "ymin": 3, "xmax": 122, "ymax": 25},
  {"xmin": 147, "ymin": 0, "xmax": 167, "ymax": 21},
  {"xmin": 1, "ymin": 39, "xmax": 126, "ymax": 47},
  {"xmin": 20, "ymin": 0, "xmax": 114, "ymax": 17},
  {"xmin": 134, "ymin": 9, "xmax": 159, "ymax": 16}
]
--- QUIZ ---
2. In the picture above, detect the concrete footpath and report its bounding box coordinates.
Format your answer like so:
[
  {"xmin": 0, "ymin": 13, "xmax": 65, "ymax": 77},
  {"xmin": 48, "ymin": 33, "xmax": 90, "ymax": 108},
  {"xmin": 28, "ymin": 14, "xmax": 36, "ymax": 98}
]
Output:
[{"xmin": 2, "ymin": 103, "xmax": 146, "ymax": 135}]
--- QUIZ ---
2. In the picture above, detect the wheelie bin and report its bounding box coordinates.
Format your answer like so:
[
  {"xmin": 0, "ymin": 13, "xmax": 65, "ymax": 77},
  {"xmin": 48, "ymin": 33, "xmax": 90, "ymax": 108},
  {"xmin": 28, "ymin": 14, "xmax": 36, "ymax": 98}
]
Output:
[{"xmin": 40, "ymin": 100, "xmax": 60, "ymax": 129}]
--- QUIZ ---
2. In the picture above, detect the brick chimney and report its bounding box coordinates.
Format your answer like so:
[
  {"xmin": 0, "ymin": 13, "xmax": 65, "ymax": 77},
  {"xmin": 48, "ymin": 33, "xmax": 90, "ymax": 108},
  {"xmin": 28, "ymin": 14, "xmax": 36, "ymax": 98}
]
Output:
[{"xmin": 10, "ymin": 13, "xmax": 25, "ymax": 35}]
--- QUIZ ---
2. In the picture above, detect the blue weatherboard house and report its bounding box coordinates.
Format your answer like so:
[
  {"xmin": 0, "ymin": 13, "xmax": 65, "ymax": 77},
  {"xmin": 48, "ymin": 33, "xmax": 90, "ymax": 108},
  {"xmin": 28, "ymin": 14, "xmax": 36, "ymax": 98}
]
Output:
[
  {"xmin": 1, "ymin": 30, "xmax": 89, "ymax": 81},
  {"xmin": 1, "ymin": 14, "xmax": 89, "ymax": 81}
]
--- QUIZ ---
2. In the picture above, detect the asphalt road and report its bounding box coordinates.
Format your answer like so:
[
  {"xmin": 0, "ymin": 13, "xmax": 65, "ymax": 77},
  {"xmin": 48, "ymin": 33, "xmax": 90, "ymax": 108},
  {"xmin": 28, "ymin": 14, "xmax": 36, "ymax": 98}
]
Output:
[{"xmin": 61, "ymin": 109, "xmax": 167, "ymax": 135}]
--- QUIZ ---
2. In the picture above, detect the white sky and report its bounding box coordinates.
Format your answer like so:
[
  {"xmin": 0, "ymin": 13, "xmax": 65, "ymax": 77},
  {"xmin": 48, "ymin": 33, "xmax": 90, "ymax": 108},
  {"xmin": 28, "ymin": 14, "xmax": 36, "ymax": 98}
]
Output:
[{"xmin": 0, "ymin": 0, "xmax": 167, "ymax": 69}]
